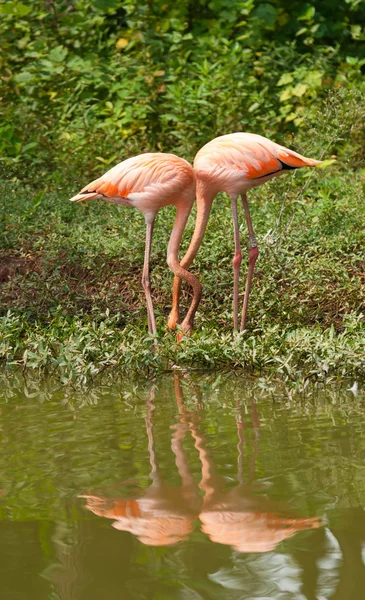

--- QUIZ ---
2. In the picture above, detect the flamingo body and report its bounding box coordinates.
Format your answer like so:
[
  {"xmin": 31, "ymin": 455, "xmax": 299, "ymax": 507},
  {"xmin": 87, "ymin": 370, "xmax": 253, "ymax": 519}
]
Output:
[
  {"xmin": 80, "ymin": 386, "xmax": 201, "ymax": 547},
  {"xmin": 194, "ymin": 133, "xmax": 321, "ymax": 196},
  {"xmin": 70, "ymin": 152, "xmax": 195, "ymax": 221},
  {"xmin": 70, "ymin": 152, "xmax": 201, "ymax": 335},
  {"xmin": 200, "ymin": 492, "xmax": 321, "ymax": 553}
]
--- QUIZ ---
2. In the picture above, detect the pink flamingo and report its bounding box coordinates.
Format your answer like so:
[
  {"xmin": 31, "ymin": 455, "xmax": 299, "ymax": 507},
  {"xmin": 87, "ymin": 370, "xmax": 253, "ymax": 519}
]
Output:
[
  {"xmin": 70, "ymin": 153, "xmax": 201, "ymax": 335},
  {"xmin": 168, "ymin": 133, "xmax": 321, "ymax": 333}
]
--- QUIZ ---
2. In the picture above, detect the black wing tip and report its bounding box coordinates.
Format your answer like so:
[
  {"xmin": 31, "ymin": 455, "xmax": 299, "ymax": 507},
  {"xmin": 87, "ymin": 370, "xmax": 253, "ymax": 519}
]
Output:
[{"xmin": 278, "ymin": 159, "xmax": 297, "ymax": 171}]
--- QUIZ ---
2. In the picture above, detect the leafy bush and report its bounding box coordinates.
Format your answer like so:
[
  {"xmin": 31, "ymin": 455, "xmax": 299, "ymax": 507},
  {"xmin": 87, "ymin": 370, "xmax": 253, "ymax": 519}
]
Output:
[{"xmin": 1, "ymin": 0, "xmax": 364, "ymax": 173}]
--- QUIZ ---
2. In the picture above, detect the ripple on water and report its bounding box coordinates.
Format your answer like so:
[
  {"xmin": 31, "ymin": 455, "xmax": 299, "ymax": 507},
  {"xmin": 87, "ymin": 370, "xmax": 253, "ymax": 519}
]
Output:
[{"xmin": 0, "ymin": 372, "xmax": 364, "ymax": 599}]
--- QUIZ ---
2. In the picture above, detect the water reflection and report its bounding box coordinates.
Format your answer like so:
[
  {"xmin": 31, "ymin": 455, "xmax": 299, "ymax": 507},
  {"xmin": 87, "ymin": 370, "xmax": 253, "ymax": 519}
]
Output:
[
  {"xmin": 2, "ymin": 372, "xmax": 365, "ymax": 599},
  {"xmin": 197, "ymin": 397, "xmax": 321, "ymax": 553},
  {"xmin": 81, "ymin": 384, "xmax": 202, "ymax": 546},
  {"xmin": 81, "ymin": 375, "xmax": 322, "ymax": 552}
]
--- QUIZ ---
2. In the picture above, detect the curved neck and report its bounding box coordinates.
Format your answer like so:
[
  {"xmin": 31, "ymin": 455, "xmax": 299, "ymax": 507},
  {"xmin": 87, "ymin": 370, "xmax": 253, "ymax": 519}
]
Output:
[
  {"xmin": 180, "ymin": 178, "xmax": 216, "ymax": 270},
  {"xmin": 166, "ymin": 198, "xmax": 193, "ymax": 264}
]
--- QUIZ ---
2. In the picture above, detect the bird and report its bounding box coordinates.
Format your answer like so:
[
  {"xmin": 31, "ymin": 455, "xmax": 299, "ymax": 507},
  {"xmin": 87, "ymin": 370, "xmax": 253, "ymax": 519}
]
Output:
[
  {"xmin": 69, "ymin": 153, "xmax": 202, "ymax": 335},
  {"xmin": 167, "ymin": 133, "xmax": 322, "ymax": 333}
]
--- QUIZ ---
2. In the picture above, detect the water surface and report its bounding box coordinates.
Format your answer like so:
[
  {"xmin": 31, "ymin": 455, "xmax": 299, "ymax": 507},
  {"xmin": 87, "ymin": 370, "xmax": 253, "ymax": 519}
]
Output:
[{"xmin": 0, "ymin": 371, "xmax": 364, "ymax": 599}]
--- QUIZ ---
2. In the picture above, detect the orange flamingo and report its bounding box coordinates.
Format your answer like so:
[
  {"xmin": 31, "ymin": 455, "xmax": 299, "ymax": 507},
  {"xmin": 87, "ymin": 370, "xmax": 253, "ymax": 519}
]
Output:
[
  {"xmin": 168, "ymin": 133, "xmax": 321, "ymax": 332},
  {"xmin": 70, "ymin": 153, "xmax": 201, "ymax": 335},
  {"xmin": 174, "ymin": 376, "xmax": 321, "ymax": 553}
]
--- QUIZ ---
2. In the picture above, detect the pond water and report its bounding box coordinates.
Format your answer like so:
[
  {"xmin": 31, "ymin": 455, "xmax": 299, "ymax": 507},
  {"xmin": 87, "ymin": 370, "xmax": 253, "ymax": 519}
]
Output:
[{"xmin": 0, "ymin": 371, "xmax": 364, "ymax": 599}]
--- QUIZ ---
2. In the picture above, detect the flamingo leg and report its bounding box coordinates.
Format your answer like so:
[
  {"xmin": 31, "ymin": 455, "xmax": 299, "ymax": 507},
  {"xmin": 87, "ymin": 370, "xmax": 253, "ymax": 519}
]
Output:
[
  {"xmin": 230, "ymin": 194, "xmax": 242, "ymax": 331},
  {"xmin": 142, "ymin": 217, "xmax": 157, "ymax": 335},
  {"xmin": 167, "ymin": 186, "xmax": 215, "ymax": 331},
  {"xmin": 168, "ymin": 278, "xmax": 181, "ymax": 330},
  {"xmin": 146, "ymin": 386, "xmax": 160, "ymax": 485},
  {"xmin": 167, "ymin": 203, "xmax": 202, "ymax": 337},
  {"xmin": 240, "ymin": 194, "xmax": 259, "ymax": 332}
]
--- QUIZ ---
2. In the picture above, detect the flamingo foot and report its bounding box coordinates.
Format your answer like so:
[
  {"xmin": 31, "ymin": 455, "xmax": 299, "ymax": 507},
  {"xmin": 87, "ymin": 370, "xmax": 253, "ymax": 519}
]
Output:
[
  {"xmin": 176, "ymin": 321, "xmax": 193, "ymax": 343},
  {"xmin": 167, "ymin": 308, "xmax": 180, "ymax": 330}
]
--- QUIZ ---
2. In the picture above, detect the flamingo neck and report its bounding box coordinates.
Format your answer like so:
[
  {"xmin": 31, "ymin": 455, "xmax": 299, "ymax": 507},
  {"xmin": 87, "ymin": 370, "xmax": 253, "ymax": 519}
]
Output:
[{"xmin": 179, "ymin": 178, "xmax": 216, "ymax": 271}]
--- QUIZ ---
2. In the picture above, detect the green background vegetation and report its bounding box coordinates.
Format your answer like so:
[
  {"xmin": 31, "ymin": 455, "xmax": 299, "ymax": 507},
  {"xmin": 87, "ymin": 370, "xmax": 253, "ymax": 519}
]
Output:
[
  {"xmin": 1, "ymin": 0, "xmax": 365, "ymax": 168},
  {"xmin": 0, "ymin": 0, "xmax": 364, "ymax": 384}
]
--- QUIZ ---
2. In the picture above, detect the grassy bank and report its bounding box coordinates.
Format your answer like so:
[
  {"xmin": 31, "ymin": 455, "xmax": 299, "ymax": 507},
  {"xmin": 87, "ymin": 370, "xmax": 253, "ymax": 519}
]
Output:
[
  {"xmin": 1, "ymin": 0, "xmax": 364, "ymax": 384},
  {"xmin": 1, "ymin": 120, "xmax": 364, "ymax": 384}
]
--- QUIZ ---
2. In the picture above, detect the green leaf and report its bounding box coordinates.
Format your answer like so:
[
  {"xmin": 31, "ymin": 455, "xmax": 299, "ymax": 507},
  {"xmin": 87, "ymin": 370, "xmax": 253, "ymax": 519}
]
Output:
[
  {"xmin": 161, "ymin": 114, "xmax": 179, "ymax": 122},
  {"xmin": 296, "ymin": 27, "xmax": 308, "ymax": 36},
  {"xmin": 280, "ymin": 89, "xmax": 292, "ymax": 102},
  {"xmin": 292, "ymin": 83, "xmax": 307, "ymax": 97},
  {"xmin": 48, "ymin": 46, "xmax": 68, "ymax": 63},
  {"xmin": 14, "ymin": 72, "xmax": 34, "ymax": 83},
  {"xmin": 316, "ymin": 159, "xmax": 337, "ymax": 169},
  {"xmin": 277, "ymin": 73, "xmax": 293, "ymax": 86},
  {"xmin": 304, "ymin": 70, "xmax": 323, "ymax": 87},
  {"xmin": 285, "ymin": 112, "xmax": 297, "ymax": 122},
  {"xmin": 22, "ymin": 142, "xmax": 38, "ymax": 152},
  {"xmin": 252, "ymin": 4, "xmax": 277, "ymax": 27},
  {"xmin": 298, "ymin": 5, "xmax": 315, "ymax": 21},
  {"xmin": 351, "ymin": 25, "xmax": 362, "ymax": 40},
  {"xmin": 0, "ymin": 2, "xmax": 31, "ymax": 16},
  {"xmin": 248, "ymin": 102, "xmax": 260, "ymax": 113}
]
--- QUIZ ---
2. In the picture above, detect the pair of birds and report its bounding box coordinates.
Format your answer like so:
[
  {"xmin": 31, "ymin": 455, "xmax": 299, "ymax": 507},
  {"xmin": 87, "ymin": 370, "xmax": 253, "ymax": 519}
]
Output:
[{"xmin": 70, "ymin": 132, "xmax": 321, "ymax": 336}]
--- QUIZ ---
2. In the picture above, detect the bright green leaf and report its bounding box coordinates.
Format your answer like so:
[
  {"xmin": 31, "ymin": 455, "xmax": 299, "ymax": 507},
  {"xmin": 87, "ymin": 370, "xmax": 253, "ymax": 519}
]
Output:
[
  {"xmin": 277, "ymin": 73, "xmax": 294, "ymax": 86},
  {"xmin": 298, "ymin": 5, "xmax": 315, "ymax": 21},
  {"xmin": 48, "ymin": 46, "xmax": 68, "ymax": 63},
  {"xmin": 0, "ymin": 2, "xmax": 31, "ymax": 16},
  {"xmin": 280, "ymin": 89, "xmax": 292, "ymax": 102},
  {"xmin": 292, "ymin": 83, "xmax": 308, "ymax": 97},
  {"xmin": 316, "ymin": 159, "xmax": 337, "ymax": 169}
]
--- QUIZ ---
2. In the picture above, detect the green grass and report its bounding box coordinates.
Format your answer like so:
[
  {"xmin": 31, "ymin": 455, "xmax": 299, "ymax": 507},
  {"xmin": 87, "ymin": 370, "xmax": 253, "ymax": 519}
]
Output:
[
  {"xmin": 1, "ymin": 0, "xmax": 364, "ymax": 387},
  {"xmin": 1, "ymin": 156, "xmax": 364, "ymax": 385}
]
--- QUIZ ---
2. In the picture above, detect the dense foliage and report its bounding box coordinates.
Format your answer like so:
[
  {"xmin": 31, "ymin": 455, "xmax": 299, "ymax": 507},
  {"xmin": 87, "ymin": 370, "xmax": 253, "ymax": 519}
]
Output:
[{"xmin": 1, "ymin": 0, "xmax": 364, "ymax": 173}]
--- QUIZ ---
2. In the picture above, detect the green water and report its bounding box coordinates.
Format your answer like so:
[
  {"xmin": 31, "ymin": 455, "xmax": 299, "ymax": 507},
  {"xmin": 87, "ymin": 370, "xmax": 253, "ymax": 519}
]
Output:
[{"xmin": 0, "ymin": 371, "xmax": 364, "ymax": 599}]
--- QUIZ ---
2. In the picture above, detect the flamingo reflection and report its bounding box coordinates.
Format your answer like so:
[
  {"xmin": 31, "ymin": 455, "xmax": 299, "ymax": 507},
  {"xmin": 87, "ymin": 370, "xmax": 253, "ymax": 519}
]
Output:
[
  {"xmin": 194, "ymin": 398, "xmax": 322, "ymax": 553},
  {"xmin": 80, "ymin": 377, "xmax": 322, "ymax": 551},
  {"xmin": 80, "ymin": 386, "xmax": 201, "ymax": 546}
]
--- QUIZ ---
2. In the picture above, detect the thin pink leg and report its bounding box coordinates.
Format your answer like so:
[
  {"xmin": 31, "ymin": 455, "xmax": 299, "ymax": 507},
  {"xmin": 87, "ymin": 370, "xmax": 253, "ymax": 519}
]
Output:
[
  {"xmin": 231, "ymin": 195, "xmax": 242, "ymax": 331},
  {"xmin": 240, "ymin": 194, "xmax": 259, "ymax": 332},
  {"xmin": 142, "ymin": 218, "xmax": 157, "ymax": 335}
]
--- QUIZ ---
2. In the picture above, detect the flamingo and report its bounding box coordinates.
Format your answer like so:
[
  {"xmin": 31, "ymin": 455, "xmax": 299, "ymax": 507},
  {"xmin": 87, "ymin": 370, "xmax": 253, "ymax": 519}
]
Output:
[
  {"xmin": 70, "ymin": 153, "xmax": 201, "ymax": 335},
  {"xmin": 168, "ymin": 133, "xmax": 322, "ymax": 333}
]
